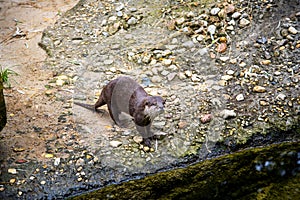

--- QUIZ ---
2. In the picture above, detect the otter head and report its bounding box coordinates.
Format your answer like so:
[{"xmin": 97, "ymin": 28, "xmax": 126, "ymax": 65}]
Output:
[{"xmin": 143, "ymin": 96, "xmax": 165, "ymax": 120}]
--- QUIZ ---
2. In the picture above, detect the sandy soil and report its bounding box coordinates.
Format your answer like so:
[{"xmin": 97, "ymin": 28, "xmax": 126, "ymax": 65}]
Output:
[{"xmin": 0, "ymin": 0, "xmax": 79, "ymax": 163}]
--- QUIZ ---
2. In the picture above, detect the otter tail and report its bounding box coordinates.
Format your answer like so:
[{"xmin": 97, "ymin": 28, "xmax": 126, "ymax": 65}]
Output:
[{"xmin": 74, "ymin": 102, "xmax": 103, "ymax": 113}]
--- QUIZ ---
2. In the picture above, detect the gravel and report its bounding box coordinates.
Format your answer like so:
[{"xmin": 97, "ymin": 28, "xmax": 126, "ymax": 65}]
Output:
[{"xmin": 1, "ymin": 0, "xmax": 299, "ymax": 199}]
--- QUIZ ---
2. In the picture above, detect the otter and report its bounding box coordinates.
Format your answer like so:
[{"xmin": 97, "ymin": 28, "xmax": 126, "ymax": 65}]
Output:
[{"xmin": 74, "ymin": 76, "xmax": 165, "ymax": 147}]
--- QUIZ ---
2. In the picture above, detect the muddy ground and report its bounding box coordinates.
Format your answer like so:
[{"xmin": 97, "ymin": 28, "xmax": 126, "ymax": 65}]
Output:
[{"xmin": 0, "ymin": 0, "xmax": 299, "ymax": 199}]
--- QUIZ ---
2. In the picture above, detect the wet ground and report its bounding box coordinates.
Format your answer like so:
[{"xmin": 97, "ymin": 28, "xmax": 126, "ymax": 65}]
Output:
[{"xmin": 0, "ymin": 0, "xmax": 299, "ymax": 199}]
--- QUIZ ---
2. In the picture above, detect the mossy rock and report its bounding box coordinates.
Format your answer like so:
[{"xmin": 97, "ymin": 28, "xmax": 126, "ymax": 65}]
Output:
[{"xmin": 70, "ymin": 141, "xmax": 300, "ymax": 200}]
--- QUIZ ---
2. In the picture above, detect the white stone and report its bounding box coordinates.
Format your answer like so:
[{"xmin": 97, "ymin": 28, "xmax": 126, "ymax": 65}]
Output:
[
  {"xmin": 207, "ymin": 25, "xmax": 216, "ymax": 35},
  {"xmin": 210, "ymin": 7, "xmax": 221, "ymax": 15},
  {"xmin": 232, "ymin": 12, "xmax": 241, "ymax": 19},
  {"xmin": 227, "ymin": 70, "xmax": 235, "ymax": 75},
  {"xmin": 236, "ymin": 94, "xmax": 245, "ymax": 101},
  {"xmin": 221, "ymin": 109, "xmax": 237, "ymax": 119},
  {"xmin": 239, "ymin": 18, "xmax": 250, "ymax": 27},
  {"xmin": 276, "ymin": 93, "xmax": 286, "ymax": 100},
  {"xmin": 288, "ymin": 26, "xmax": 298, "ymax": 34},
  {"xmin": 109, "ymin": 140, "xmax": 122, "ymax": 148}
]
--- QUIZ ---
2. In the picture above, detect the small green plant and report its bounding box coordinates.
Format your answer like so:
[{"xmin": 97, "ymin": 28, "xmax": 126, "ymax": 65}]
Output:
[{"xmin": 0, "ymin": 67, "xmax": 18, "ymax": 88}]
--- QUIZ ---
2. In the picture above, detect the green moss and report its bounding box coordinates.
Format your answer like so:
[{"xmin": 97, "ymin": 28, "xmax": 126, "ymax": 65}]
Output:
[{"xmin": 70, "ymin": 142, "xmax": 300, "ymax": 200}]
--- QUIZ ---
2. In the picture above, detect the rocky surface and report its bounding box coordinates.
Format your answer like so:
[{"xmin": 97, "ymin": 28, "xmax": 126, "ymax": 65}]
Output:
[{"xmin": 0, "ymin": 0, "xmax": 299, "ymax": 199}]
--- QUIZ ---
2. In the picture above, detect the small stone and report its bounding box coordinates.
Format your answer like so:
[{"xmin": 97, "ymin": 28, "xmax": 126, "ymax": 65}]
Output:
[
  {"xmin": 0, "ymin": 186, "xmax": 4, "ymax": 192},
  {"xmin": 127, "ymin": 17, "xmax": 138, "ymax": 25},
  {"xmin": 185, "ymin": 70, "xmax": 192, "ymax": 77},
  {"xmin": 77, "ymin": 166, "xmax": 83, "ymax": 172},
  {"xmin": 151, "ymin": 76, "xmax": 162, "ymax": 83},
  {"xmin": 44, "ymin": 153, "xmax": 54, "ymax": 158},
  {"xmin": 253, "ymin": 86, "xmax": 266, "ymax": 93},
  {"xmin": 162, "ymin": 59, "xmax": 172, "ymax": 66},
  {"xmin": 191, "ymin": 74, "xmax": 200, "ymax": 82},
  {"xmin": 261, "ymin": 60, "xmax": 271, "ymax": 65},
  {"xmin": 225, "ymin": 4, "xmax": 235, "ymax": 14},
  {"xmin": 9, "ymin": 179, "xmax": 16, "ymax": 184},
  {"xmin": 274, "ymin": 71, "xmax": 281, "ymax": 76},
  {"xmin": 232, "ymin": 12, "xmax": 241, "ymax": 19},
  {"xmin": 56, "ymin": 79, "xmax": 65, "ymax": 86},
  {"xmin": 221, "ymin": 75, "xmax": 233, "ymax": 81},
  {"xmin": 276, "ymin": 93, "xmax": 286, "ymax": 100},
  {"xmin": 77, "ymin": 177, "xmax": 83, "ymax": 182},
  {"xmin": 40, "ymin": 181, "xmax": 46, "ymax": 185},
  {"xmin": 220, "ymin": 109, "xmax": 237, "ymax": 119},
  {"xmin": 236, "ymin": 94, "xmax": 244, "ymax": 101},
  {"xmin": 227, "ymin": 70, "xmax": 235, "ymax": 75},
  {"xmin": 54, "ymin": 158, "xmax": 60, "ymax": 166},
  {"xmin": 200, "ymin": 114, "xmax": 213, "ymax": 123},
  {"xmin": 175, "ymin": 17, "xmax": 185, "ymax": 25},
  {"xmin": 239, "ymin": 18, "xmax": 250, "ymax": 27},
  {"xmin": 143, "ymin": 146, "xmax": 150, "ymax": 152},
  {"xmin": 178, "ymin": 121, "xmax": 187, "ymax": 129},
  {"xmin": 216, "ymin": 43, "xmax": 227, "ymax": 53},
  {"xmin": 210, "ymin": 7, "xmax": 221, "ymax": 15},
  {"xmin": 76, "ymin": 158, "xmax": 85, "ymax": 166},
  {"xmin": 182, "ymin": 40, "xmax": 195, "ymax": 48},
  {"xmin": 220, "ymin": 56, "xmax": 229, "ymax": 62},
  {"xmin": 207, "ymin": 25, "xmax": 216, "ymax": 35},
  {"xmin": 110, "ymin": 140, "xmax": 122, "ymax": 148},
  {"xmin": 288, "ymin": 26, "xmax": 298, "ymax": 34},
  {"xmin": 104, "ymin": 59, "xmax": 114, "ymax": 65},
  {"xmin": 8, "ymin": 168, "xmax": 17, "ymax": 174},
  {"xmin": 167, "ymin": 72, "xmax": 176, "ymax": 81},
  {"xmin": 133, "ymin": 136, "xmax": 143, "ymax": 144},
  {"xmin": 259, "ymin": 100, "xmax": 269, "ymax": 106}
]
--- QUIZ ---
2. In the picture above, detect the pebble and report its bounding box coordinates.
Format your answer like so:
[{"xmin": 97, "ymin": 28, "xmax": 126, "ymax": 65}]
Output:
[
  {"xmin": 232, "ymin": 12, "xmax": 241, "ymax": 19},
  {"xmin": 210, "ymin": 8, "xmax": 221, "ymax": 15},
  {"xmin": 261, "ymin": 60, "xmax": 271, "ymax": 65},
  {"xmin": 167, "ymin": 72, "xmax": 176, "ymax": 81},
  {"xmin": 175, "ymin": 17, "xmax": 185, "ymax": 25},
  {"xmin": 54, "ymin": 158, "xmax": 60, "ymax": 166},
  {"xmin": 127, "ymin": 17, "xmax": 138, "ymax": 25},
  {"xmin": 207, "ymin": 25, "xmax": 216, "ymax": 35},
  {"xmin": 259, "ymin": 100, "xmax": 269, "ymax": 106},
  {"xmin": 185, "ymin": 70, "xmax": 192, "ymax": 77},
  {"xmin": 216, "ymin": 43, "xmax": 227, "ymax": 53},
  {"xmin": 104, "ymin": 59, "xmax": 114, "ymax": 65},
  {"xmin": 236, "ymin": 94, "xmax": 245, "ymax": 101},
  {"xmin": 40, "ymin": 181, "xmax": 46, "ymax": 185},
  {"xmin": 221, "ymin": 75, "xmax": 233, "ymax": 81},
  {"xmin": 162, "ymin": 59, "xmax": 172, "ymax": 66},
  {"xmin": 239, "ymin": 18, "xmax": 250, "ymax": 27},
  {"xmin": 220, "ymin": 56, "xmax": 229, "ymax": 62},
  {"xmin": 226, "ymin": 70, "xmax": 235, "ymax": 75},
  {"xmin": 276, "ymin": 93, "xmax": 286, "ymax": 100},
  {"xmin": 253, "ymin": 86, "xmax": 266, "ymax": 93},
  {"xmin": 225, "ymin": 4, "xmax": 235, "ymax": 14},
  {"xmin": 8, "ymin": 168, "xmax": 17, "ymax": 174},
  {"xmin": 178, "ymin": 121, "xmax": 187, "ymax": 129},
  {"xmin": 151, "ymin": 76, "xmax": 162, "ymax": 83},
  {"xmin": 288, "ymin": 26, "xmax": 298, "ymax": 34},
  {"xmin": 200, "ymin": 114, "xmax": 213, "ymax": 123},
  {"xmin": 110, "ymin": 140, "xmax": 122, "ymax": 148},
  {"xmin": 182, "ymin": 40, "xmax": 195, "ymax": 48},
  {"xmin": 75, "ymin": 158, "xmax": 85, "ymax": 166},
  {"xmin": 220, "ymin": 109, "xmax": 237, "ymax": 119},
  {"xmin": 133, "ymin": 136, "xmax": 143, "ymax": 144}
]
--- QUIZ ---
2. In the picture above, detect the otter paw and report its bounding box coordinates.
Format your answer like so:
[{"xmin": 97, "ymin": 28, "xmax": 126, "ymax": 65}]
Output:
[{"xmin": 143, "ymin": 138, "xmax": 152, "ymax": 148}]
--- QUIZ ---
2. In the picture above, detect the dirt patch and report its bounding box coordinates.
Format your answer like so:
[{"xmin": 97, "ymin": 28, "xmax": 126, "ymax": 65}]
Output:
[{"xmin": 0, "ymin": 0, "xmax": 79, "ymax": 166}]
